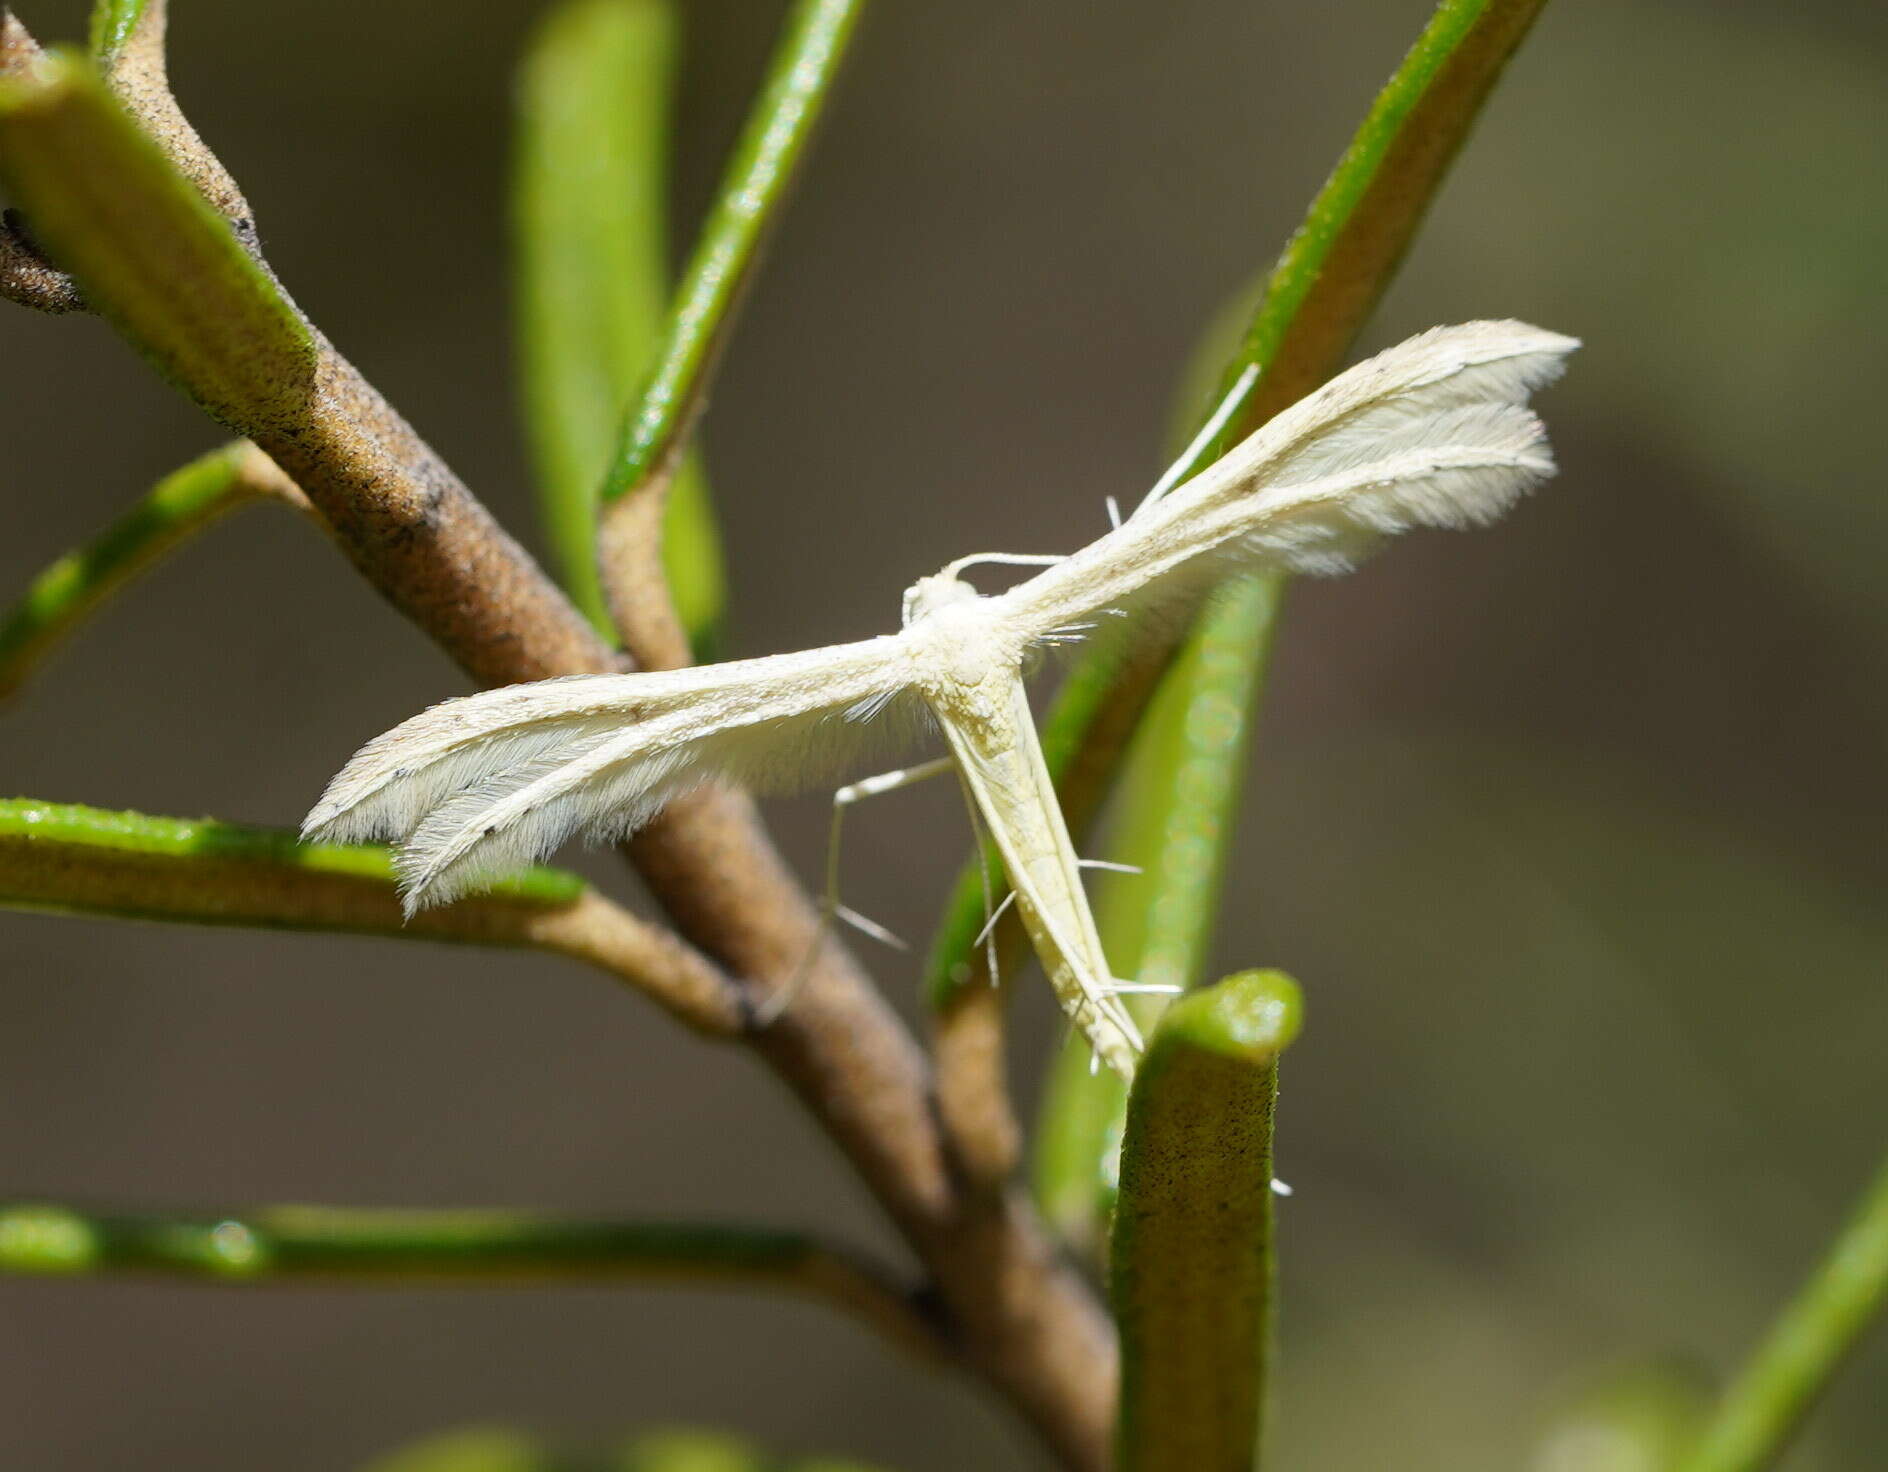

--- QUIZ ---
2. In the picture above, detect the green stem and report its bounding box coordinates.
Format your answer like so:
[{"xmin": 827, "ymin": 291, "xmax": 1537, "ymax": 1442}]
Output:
[
  {"xmin": 0, "ymin": 1201, "xmax": 943, "ymax": 1361},
  {"xmin": 513, "ymin": 0, "xmax": 724, "ymax": 649},
  {"xmin": 600, "ymin": 0, "xmax": 867, "ymax": 512},
  {"xmin": 1677, "ymin": 1155, "xmax": 1888, "ymax": 1472},
  {"xmin": 0, "ymin": 798, "xmax": 743, "ymax": 1034},
  {"xmin": 924, "ymin": 0, "xmax": 1551, "ymax": 1019},
  {"xmin": 594, "ymin": 0, "xmax": 865, "ymax": 668},
  {"xmin": 0, "ymin": 441, "xmax": 297, "ymax": 700},
  {"xmin": 1110, "ymin": 971, "xmax": 1302, "ymax": 1472}
]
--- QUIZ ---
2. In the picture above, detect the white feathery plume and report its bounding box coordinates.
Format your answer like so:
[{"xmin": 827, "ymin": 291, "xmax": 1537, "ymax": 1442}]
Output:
[{"xmin": 306, "ymin": 319, "xmax": 1578, "ymax": 1073}]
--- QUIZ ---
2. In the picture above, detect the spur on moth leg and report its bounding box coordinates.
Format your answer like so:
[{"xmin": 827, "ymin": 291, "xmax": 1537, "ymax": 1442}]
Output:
[{"xmin": 754, "ymin": 755, "xmax": 952, "ymax": 1027}]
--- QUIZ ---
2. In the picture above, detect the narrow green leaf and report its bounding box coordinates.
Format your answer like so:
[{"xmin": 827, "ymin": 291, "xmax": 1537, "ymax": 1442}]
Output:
[
  {"xmin": 0, "ymin": 800, "xmax": 745, "ymax": 1036},
  {"xmin": 926, "ymin": 0, "xmax": 1551, "ymax": 1027},
  {"xmin": 513, "ymin": 0, "xmax": 724, "ymax": 648},
  {"xmin": 600, "ymin": 0, "xmax": 866, "ymax": 511},
  {"xmin": 0, "ymin": 1201, "xmax": 835, "ymax": 1281},
  {"xmin": 1111, "ymin": 970, "xmax": 1302, "ymax": 1472},
  {"xmin": 1677, "ymin": 1155, "xmax": 1888, "ymax": 1472},
  {"xmin": 0, "ymin": 796, "xmax": 584, "ymax": 935},
  {"xmin": 0, "ymin": 442, "xmax": 278, "ymax": 700},
  {"xmin": 0, "ymin": 53, "xmax": 314, "ymax": 422},
  {"xmin": 0, "ymin": 1198, "xmax": 939, "ymax": 1361}
]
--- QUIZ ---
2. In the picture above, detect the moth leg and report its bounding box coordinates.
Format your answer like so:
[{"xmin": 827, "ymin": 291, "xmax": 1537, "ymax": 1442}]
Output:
[
  {"xmin": 1077, "ymin": 858, "xmax": 1142, "ymax": 876},
  {"xmin": 981, "ymin": 859, "xmax": 1146, "ymax": 1002},
  {"xmin": 755, "ymin": 757, "xmax": 955, "ymax": 1026},
  {"xmin": 971, "ymin": 889, "xmax": 1017, "ymax": 951},
  {"xmin": 951, "ymin": 768, "xmax": 1011, "ymax": 990}
]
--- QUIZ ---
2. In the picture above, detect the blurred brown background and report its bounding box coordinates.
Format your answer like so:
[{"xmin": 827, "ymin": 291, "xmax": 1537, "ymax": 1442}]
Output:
[{"xmin": 3, "ymin": 0, "xmax": 1885, "ymax": 1467}]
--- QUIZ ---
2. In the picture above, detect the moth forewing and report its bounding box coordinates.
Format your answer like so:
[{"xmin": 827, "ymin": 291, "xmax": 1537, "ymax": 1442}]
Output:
[
  {"xmin": 990, "ymin": 320, "xmax": 1578, "ymax": 641},
  {"xmin": 927, "ymin": 666, "xmax": 1142, "ymax": 1076},
  {"xmin": 303, "ymin": 636, "xmax": 923, "ymax": 910}
]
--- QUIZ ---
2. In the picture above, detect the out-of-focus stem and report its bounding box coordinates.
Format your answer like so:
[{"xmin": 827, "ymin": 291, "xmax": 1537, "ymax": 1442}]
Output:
[
  {"xmin": 0, "ymin": 799, "xmax": 743, "ymax": 1035},
  {"xmin": 1676, "ymin": 1155, "xmax": 1888, "ymax": 1472},
  {"xmin": 0, "ymin": 1201, "xmax": 946, "ymax": 1362},
  {"xmin": 0, "ymin": 442, "xmax": 305, "ymax": 700}
]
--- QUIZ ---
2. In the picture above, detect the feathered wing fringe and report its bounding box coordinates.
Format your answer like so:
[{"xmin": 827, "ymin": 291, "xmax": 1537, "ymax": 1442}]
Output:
[
  {"xmin": 304, "ymin": 642, "xmax": 922, "ymax": 911},
  {"xmin": 1001, "ymin": 320, "xmax": 1577, "ymax": 636},
  {"xmin": 1194, "ymin": 318, "xmax": 1578, "ymax": 507}
]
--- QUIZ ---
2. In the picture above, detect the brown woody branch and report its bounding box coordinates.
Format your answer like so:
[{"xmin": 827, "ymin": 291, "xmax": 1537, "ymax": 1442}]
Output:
[{"xmin": 0, "ymin": 20, "xmax": 1116, "ymax": 1468}]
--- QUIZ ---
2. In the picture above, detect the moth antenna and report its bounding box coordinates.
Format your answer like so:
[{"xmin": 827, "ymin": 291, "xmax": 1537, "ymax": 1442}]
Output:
[{"xmin": 939, "ymin": 550, "xmax": 1068, "ymax": 580}]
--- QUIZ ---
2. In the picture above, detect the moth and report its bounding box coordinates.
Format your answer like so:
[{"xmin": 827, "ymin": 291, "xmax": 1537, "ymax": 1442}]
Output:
[{"xmin": 305, "ymin": 320, "xmax": 1578, "ymax": 1074}]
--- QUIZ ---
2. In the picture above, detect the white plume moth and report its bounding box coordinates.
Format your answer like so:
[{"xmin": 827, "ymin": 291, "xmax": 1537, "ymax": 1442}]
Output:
[{"xmin": 305, "ymin": 321, "xmax": 1578, "ymax": 1075}]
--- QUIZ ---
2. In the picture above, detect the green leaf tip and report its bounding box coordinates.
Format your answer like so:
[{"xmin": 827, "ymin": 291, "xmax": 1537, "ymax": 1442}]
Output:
[
  {"xmin": 1111, "ymin": 968, "xmax": 1301, "ymax": 1469},
  {"xmin": 87, "ymin": 0, "xmax": 150, "ymax": 59},
  {"xmin": 1150, "ymin": 968, "xmax": 1302, "ymax": 1065}
]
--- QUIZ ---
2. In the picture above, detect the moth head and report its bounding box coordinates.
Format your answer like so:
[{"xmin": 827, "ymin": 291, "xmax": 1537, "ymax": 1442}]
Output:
[
  {"xmin": 904, "ymin": 547, "xmax": 1071, "ymax": 628},
  {"xmin": 901, "ymin": 571, "xmax": 980, "ymax": 627}
]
